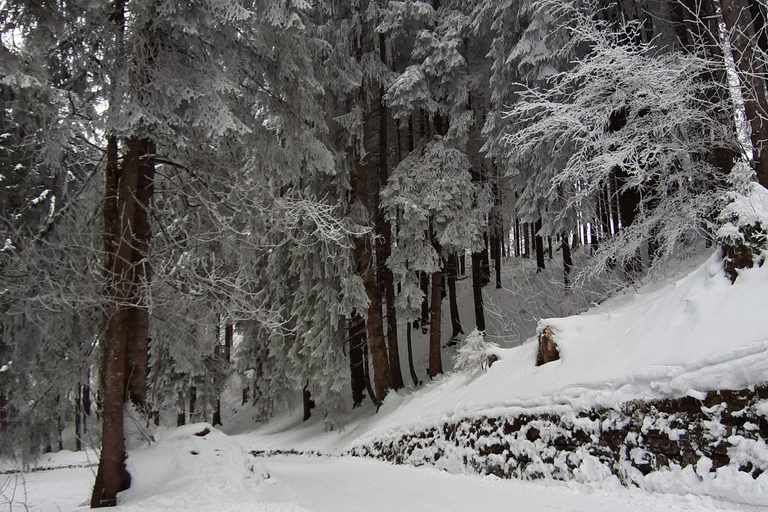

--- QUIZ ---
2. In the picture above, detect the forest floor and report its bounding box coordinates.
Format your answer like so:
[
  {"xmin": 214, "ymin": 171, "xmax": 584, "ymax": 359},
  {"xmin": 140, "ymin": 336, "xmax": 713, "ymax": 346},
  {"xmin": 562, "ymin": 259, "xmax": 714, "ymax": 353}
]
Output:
[{"xmin": 2, "ymin": 446, "xmax": 764, "ymax": 511}]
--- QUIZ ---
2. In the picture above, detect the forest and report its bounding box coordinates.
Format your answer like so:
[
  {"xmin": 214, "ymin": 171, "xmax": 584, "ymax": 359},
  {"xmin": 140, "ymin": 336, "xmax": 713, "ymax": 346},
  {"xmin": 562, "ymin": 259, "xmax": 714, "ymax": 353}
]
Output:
[{"xmin": 1, "ymin": 0, "xmax": 768, "ymax": 508}]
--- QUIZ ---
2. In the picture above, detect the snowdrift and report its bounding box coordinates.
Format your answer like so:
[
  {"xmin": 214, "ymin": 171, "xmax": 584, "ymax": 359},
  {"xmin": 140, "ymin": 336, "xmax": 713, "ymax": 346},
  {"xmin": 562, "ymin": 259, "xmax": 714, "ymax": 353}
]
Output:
[{"xmin": 115, "ymin": 424, "xmax": 268, "ymax": 511}]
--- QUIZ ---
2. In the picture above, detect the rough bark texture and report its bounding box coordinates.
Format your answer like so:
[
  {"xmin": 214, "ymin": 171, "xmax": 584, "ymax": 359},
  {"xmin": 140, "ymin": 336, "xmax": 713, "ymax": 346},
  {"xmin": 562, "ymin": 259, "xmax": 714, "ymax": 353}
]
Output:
[
  {"xmin": 428, "ymin": 269, "xmax": 444, "ymax": 378},
  {"xmin": 123, "ymin": 137, "xmax": 153, "ymax": 412},
  {"xmin": 447, "ymin": 254, "xmax": 463, "ymax": 339},
  {"xmin": 721, "ymin": 0, "xmax": 768, "ymax": 188},
  {"xmin": 92, "ymin": 134, "xmax": 136, "ymax": 508}
]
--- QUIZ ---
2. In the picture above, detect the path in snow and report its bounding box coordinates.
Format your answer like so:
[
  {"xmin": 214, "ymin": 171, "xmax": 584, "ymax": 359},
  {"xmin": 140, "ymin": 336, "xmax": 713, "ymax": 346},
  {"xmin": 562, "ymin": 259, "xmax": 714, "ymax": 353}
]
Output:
[
  {"xmin": 256, "ymin": 455, "xmax": 759, "ymax": 512},
  {"xmin": 3, "ymin": 453, "xmax": 763, "ymax": 512}
]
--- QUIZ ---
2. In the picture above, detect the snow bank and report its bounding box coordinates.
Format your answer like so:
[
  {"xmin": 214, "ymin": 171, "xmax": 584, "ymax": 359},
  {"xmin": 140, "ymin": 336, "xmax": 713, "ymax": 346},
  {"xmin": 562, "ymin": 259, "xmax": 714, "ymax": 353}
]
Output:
[
  {"xmin": 116, "ymin": 424, "xmax": 271, "ymax": 511},
  {"xmin": 349, "ymin": 249, "xmax": 768, "ymax": 443}
]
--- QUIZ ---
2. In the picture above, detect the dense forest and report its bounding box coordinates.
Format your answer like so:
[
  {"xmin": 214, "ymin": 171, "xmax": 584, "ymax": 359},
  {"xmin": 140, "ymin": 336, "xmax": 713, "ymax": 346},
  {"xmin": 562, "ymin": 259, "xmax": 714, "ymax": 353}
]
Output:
[{"xmin": 1, "ymin": 0, "xmax": 767, "ymax": 507}]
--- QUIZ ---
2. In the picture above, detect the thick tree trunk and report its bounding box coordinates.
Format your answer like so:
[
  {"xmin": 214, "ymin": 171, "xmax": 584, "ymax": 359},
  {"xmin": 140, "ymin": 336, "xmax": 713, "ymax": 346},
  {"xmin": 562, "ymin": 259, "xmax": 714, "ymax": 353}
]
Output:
[
  {"xmin": 350, "ymin": 3, "xmax": 389, "ymax": 408},
  {"xmin": 471, "ymin": 251, "xmax": 486, "ymax": 332},
  {"xmin": 348, "ymin": 315, "xmax": 367, "ymax": 407},
  {"xmin": 92, "ymin": 134, "xmax": 137, "ymax": 508},
  {"xmin": 535, "ymin": 218, "xmax": 545, "ymax": 272},
  {"xmin": 428, "ymin": 269, "xmax": 444, "ymax": 378},
  {"xmin": 459, "ymin": 253, "xmax": 466, "ymax": 275},
  {"xmin": 123, "ymin": 137, "xmax": 153, "ymax": 413},
  {"xmin": 447, "ymin": 253, "xmax": 463, "ymax": 339}
]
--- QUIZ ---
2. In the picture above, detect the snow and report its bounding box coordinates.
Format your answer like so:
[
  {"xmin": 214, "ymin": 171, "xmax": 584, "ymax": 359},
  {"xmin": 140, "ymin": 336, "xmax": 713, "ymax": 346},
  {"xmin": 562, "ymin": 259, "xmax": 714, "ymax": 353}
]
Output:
[
  {"xmin": 3, "ymin": 449, "xmax": 764, "ymax": 512},
  {"xmin": 230, "ymin": 249, "xmax": 768, "ymax": 455}
]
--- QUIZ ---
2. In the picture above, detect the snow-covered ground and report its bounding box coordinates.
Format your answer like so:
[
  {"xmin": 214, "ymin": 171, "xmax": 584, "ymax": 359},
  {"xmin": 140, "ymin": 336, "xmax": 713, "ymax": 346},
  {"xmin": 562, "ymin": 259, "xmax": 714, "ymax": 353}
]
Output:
[
  {"xmin": 3, "ymin": 438, "xmax": 765, "ymax": 512},
  {"xmin": 226, "ymin": 248, "xmax": 768, "ymax": 453}
]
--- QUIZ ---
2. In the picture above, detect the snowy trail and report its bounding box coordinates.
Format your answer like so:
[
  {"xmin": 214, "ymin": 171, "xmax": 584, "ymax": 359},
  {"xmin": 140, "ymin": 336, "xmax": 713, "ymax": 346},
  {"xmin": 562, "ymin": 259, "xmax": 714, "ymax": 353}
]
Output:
[
  {"xmin": 257, "ymin": 455, "xmax": 760, "ymax": 512},
  {"xmin": 2, "ymin": 451, "xmax": 764, "ymax": 511}
]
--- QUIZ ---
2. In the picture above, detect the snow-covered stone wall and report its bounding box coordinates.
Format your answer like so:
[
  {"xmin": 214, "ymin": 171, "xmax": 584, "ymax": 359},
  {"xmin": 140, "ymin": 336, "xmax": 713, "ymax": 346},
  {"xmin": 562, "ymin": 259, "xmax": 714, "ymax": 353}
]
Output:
[{"xmin": 350, "ymin": 385, "xmax": 768, "ymax": 506}]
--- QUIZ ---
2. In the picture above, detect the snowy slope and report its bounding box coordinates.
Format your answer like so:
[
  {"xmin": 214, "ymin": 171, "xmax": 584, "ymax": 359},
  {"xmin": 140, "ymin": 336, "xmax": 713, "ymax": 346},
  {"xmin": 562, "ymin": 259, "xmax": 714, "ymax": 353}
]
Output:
[{"xmin": 232, "ymin": 249, "xmax": 768, "ymax": 452}]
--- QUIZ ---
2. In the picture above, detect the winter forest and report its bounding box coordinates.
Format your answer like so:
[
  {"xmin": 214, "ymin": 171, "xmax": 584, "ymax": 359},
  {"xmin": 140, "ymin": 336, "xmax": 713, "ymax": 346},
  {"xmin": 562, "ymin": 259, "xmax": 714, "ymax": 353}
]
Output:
[{"xmin": 2, "ymin": 0, "xmax": 768, "ymax": 509}]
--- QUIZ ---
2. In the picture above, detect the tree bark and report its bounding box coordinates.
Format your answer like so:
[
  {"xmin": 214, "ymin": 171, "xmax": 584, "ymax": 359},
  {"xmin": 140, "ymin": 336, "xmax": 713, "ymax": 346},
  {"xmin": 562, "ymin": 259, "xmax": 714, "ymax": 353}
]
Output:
[
  {"xmin": 348, "ymin": 314, "xmax": 367, "ymax": 407},
  {"xmin": 224, "ymin": 323, "xmax": 233, "ymax": 364},
  {"xmin": 377, "ymin": 33, "xmax": 403, "ymax": 390},
  {"xmin": 428, "ymin": 268, "xmax": 444, "ymax": 378},
  {"xmin": 471, "ymin": 251, "xmax": 486, "ymax": 332},
  {"xmin": 302, "ymin": 385, "xmax": 315, "ymax": 422},
  {"xmin": 123, "ymin": 137, "xmax": 153, "ymax": 413},
  {"xmin": 419, "ymin": 271, "xmax": 429, "ymax": 333},
  {"xmin": 690, "ymin": 0, "xmax": 768, "ymax": 188},
  {"xmin": 494, "ymin": 231, "xmax": 502, "ymax": 289},
  {"xmin": 562, "ymin": 233, "xmax": 573, "ymax": 290},
  {"xmin": 350, "ymin": 25, "xmax": 390, "ymax": 407},
  {"xmin": 406, "ymin": 322, "xmax": 419, "ymax": 387},
  {"xmin": 91, "ymin": 134, "xmax": 136, "ymax": 508},
  {"xmin": 523, "ymin": 222, "xmax": 530, "ymax": 258},
  {"xmin": 535, "ymin": 218, "xmax": 545, "ymax": 272},
  {"xmin": 447, "ymin": 253, "xmax": 463, "ymax": 339}
]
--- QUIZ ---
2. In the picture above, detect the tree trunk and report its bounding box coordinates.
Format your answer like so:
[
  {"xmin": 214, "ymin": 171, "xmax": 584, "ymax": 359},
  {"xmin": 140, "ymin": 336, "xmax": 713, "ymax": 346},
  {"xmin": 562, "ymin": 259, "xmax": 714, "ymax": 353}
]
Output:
[
  {"xmin": 302, "ymin": 385, "xmax": 315, "ymax": 422},
  {"xmin": 535, "ymin": 218, "xmax": 545, "ymax": 272},
  {"xmin": 428, "ymin": 269, "xmax": 444, "ymax": 378},
  {"xmin": 406, "ymin": 322, "xmax": 419, "ymax": 387},
  {"xmin": 212, "ymin": 399, "xmax": 222, "ymax": 427},
  {"xmin": 480, "ymin": 232, "xmax": 490, "ymax": 285},
  {"xmin": 75, "ymin": 387, "xmax": 82, "ymax": 452},
  {"xmin": 494, "ymin": 230, "xmax": 502, "ymax": 289},
  {"xmin": 123, "ymin": 137, "xmax": 153, "ymax": 413},
  {"xmin": 348, "ymin": 314, "xmax": 367, "ymax": 407},
  {"xmin": 562, "ymin": 234, "xmax": 573, "ymax": 290},
  {"xmin": 377, "ymin": 34, "xmax": 404, "ymax": 390},
  {"xmin": 189, "ymin": 386, "xmax": 196, "ymax": 423},
  {"xmin": 419, "ymin": 271, "xmax": 429, "ymax": 334},
  {"xmin": 459, "ymin": 253, "xmax": 466, "ymax": 275},
  {"xmin": 523, "ymin": 223, "xmax": 530, "ymax": 258},
  {"xmin": 224, "ymin": 323, "xmax": 233, "ymax": 364},
  {"xmin": 447, "ymin": 253, "xmax": 463, "ymax": 339},
  {"xmin": 363, "ymin": 341, "xmax": 376, "ymax": 406},
  {"xmin": 514, "ymin": 217, "xmax": 520, "ymax": 257},
  {"xmin": 471, "ymin": 251, "xmax": 486, "ymax": 332},
  {"xmin": 91, "ymin": 134, "xmax": 136, "ymax": 508}
]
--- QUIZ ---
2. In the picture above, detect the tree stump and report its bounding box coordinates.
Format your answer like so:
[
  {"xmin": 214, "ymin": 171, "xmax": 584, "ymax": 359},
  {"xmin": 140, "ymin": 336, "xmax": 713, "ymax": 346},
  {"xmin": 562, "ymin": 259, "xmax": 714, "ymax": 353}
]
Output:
[{"xmin": 536, "ymin": 326, "xmax": 560, "ymax": 366}]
